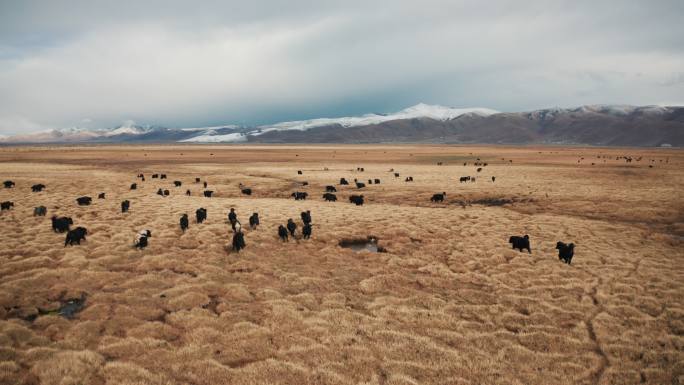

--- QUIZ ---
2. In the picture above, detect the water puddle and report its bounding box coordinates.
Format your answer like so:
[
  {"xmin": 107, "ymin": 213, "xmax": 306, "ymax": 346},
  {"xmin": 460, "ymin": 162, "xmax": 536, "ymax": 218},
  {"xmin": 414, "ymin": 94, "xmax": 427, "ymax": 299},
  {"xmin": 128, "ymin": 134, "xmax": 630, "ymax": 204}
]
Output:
[{"xmin": 339, "ymin": 236, "xmax": 386, "ymax": 252}]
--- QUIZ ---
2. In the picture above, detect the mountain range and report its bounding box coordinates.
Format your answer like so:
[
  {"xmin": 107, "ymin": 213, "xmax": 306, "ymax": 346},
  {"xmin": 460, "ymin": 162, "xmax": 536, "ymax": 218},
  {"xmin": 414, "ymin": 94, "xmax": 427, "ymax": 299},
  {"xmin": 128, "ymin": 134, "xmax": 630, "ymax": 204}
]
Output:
[{"xmin": 1, "ymin": 104, "xmax": 682, "ymax": 146}]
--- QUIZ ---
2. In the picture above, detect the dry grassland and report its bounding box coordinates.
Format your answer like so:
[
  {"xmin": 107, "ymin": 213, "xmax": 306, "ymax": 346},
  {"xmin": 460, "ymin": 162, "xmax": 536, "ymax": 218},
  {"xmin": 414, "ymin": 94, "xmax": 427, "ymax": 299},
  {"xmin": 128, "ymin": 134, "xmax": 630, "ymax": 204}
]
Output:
[{"xmin": 0, "ymin": 145, "xmax": 682, "ymax": 385}]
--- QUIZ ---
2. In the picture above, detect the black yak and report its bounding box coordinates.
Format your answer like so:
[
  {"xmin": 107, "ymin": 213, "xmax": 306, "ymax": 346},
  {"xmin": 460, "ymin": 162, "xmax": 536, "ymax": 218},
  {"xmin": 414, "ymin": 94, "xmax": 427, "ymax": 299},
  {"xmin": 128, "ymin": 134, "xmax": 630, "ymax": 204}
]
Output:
[
  {"xmin": 180, "ymin": 214, "xmax": 189, "ymax": 232},
  {"xmin": 3, "ymin": 181, "xmax": 14, "ymax": 188},
  {"xmin": 302, "ymin": 223, "xmax": 312, "ymax": 239},
  {"xmin": 174, "ymin": 181, "xmax": 182, "ymax": 187},
  {"xmin": 249, "ymin": 213, "xmax": 260, "ymax": 229},
  {"xmin": 278, "ymin": 225, "xmax": 288, "ymax": 241},
  {"xmin": 186, "ymin": 189, "xmax": 191, "ymax": 196},
  {"xmin": 232, "ymin": 231, "xmax": 246, "ymax": 252},
  {"xmin": 430, "ymin": 193, "xmax": 446, "ymax": 202},
  {"xmin": 323, "ymin": 193, "xmax": 337, "ymax": 202},
  {"xmin": 34, "ymin": 206, "xmax": 47, "ymax": 216},
  {"xmin": 325, "ymin": 185, "xmax": 337, "ymax": 192},
  {"xmin": 340, "ymin": 178, "xmax": 349, "ymax": 185},
  {"xmin": 65, "ymin": 227, "xmax": 87, "ymax": 246},
  {"xmin": 32, "ymin": 184, "xmax": 45, "ymax": 192},
  {"xmin": 241, "ymin": 188, "xmax": 252, "ymax": 195},
  {"xmin": 228, "ymin": 208, "xmax": 239, "ymax": 232},
  {"xmin": 349, "ymin": 195, "xmax": 364, "ymax": 206},
  {"xmin": 356, "ymin": 182, "xmax": 365, "ymax": 189},
  {"xmin": 1, "ymin": 201, "xmax": 14, "ymax": 210},
  {"xmin": 51, "ymin": 216, "xmax": 73, "ymax": 232},
  {"xmin": 204, "ymin": 190, "xmax": 213, "ymax": 197},
  {"xmin": 131, "ymin": 183, "xmax": 137, "ymax": 190},
  {"xmin": 121, "ymin": 200, "xmax": 130, "ymax": 213},
  {"xmin": 291, "ymin": 192, "xmax": 308, "ymax": 200},
  {"xmin": 76, "ymin": 196, "xmax": 92, "ymax": 206},
  {"xmin": 556, "ymin": 242, "xmax": 575, "ymax": 264},
  {"xmin": 196, "ymin": 208, "xmax": 207, "ymax": 223},
  {"xmin": 509, "ymin": 235, "xmax": 531, "ymax": 253},
  {"xmin": 301, "ymin": 210, "xmax": 312, "ymax": 225},
  {"xmin": 287, "ymin": 218, "xmax": 297, "ymax": 237},
  {"xmin": 98, "ymin": 192, "xmax": 105, "ymax": 199}
]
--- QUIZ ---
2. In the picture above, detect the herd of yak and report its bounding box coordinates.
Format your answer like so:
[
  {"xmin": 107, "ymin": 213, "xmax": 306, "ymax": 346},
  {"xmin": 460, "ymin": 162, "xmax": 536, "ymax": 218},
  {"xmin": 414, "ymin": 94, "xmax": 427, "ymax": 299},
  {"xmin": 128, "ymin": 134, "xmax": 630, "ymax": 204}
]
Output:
[{"xmin": 1, "ymin": 161, "xmax": 578, "ymax": 264}]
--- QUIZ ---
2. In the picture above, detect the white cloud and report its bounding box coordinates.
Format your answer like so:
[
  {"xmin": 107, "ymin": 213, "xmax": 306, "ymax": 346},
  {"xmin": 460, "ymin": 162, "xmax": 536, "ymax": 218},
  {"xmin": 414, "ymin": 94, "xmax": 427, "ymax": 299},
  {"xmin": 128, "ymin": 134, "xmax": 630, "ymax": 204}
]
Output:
[{"xmin": 0, "ymin": 0, "xmax": 682, "ymax": 134}]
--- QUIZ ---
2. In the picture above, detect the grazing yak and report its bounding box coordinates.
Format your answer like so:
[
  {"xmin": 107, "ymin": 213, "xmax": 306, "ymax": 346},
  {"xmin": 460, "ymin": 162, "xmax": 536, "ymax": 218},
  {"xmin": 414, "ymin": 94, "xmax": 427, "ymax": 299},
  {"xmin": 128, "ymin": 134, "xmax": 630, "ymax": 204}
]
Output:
[
  {"xmin": 297, "ymin": 170, "xmax": 303, "ymax": 175},
  {"xmin": 405, "ymin": 176, "xmax": 414, "ymax": 182},
  {"xmin": 323, "ymin": 193, "xmax": 337, "ymax": 202},
  {"xmin": 203, "ymin": 181, "xmax": 208, "ymax": 188},
  {"xmin": 65, "ymin": 227, "xmax": 88, "ymax": 246},
  {"xmin": 355, "ymin": 182, "xmax": 366, "ymax": 189},
  {"xmin": 249, "ymin": 213, "xmax": 260, "ymax": 229},
  {"xmin": 509, "ymin": 235, "xmax": 531, "ymax": 253},
  {"xmin": 491, "ymin": 176, "xmax": 496, "ymax": 182},
  {"xmin": 394, "ymin": 173, "xmax": 400, "ymax": 177},
  {"xmin": 157, "ymin": 188, "xmax": 164, "ymax": 196},
  {"xmin": 374, "ymin": 179, "xmax": 380, "ymax": 184},
  {"xmin": 76, "ymin": 196, "xmax": 92, "ymax": 206},
  {"xmin": 278, "ymin": 225, "xmax": 288, "ymax": 241},
  {"xmin": 477, "ymin": 168, "xmax": 482, "ymax": 172},
  {"xmin": 556, "ymin": 242, "xmax": 575, "ymax": 264},
  {"xmin": 51, "ymin": 216, "xmax": 73, "ymax": 232},
  {"xmin": 32, "ymin": 184, "xmax": 46, "ymax": 192},
  {"xmin": 130, "ymin": 183, "xmax": 137, "ymax": 190},
  {"xmin": 135, "ymin": 230, "xmax": 151, "ymax": 249},
  {"xmin": 163, "ymin": 190, "xmax": 170, "ymax": 196},
  {"xmin": 204, "ymin": 190, "xmax": 213, "ymax": 197},
  {"xmin": 121, "ymin": 200, "xmax": 130, "ymax": 213},
  {"xmin": 186, "ymin": 189, "xmax": 191, "ymax": 196},
  {"xmin": 228, "ymin": 208, "xmax": 239, "ymax": 232},
  {"xmin": 98, "ymin": 193, "xmax": 105, "ymax": 199},
  {"xmin": 431, "ymin": 192, "xmax": 446, "ymax": 202},
  {"xmin": 459, "ymin": 176, "xmax": 470, "ymax": 183},
  {"xmin": 291, "ymin": 192, "xmax": 308, "ymax": 200},
  {"xmin": 137, "ymin": 173, "xmax": 144, "ymax": 178},
  {"xmin": 287, "ymin": 219, "xmax": 297, "ymax": 236},
  {"xmin": 160, "ymin": 174, "xmax": 167, "ymax": 179},
  {"xmin": 325, "ymin": 185, "xmax": 337, "ymax": 192},
  {"xmin": 302, "ymin": 223, "xmax": 312, "ymax": 239},
  {"xmin": 1, "ymin": 201, "xmax": 14, "ymax": 210},
  {"xmin": 180, "ymin": 214, "xmax": 189, "ymax": 232},
  {"xmin": 340, "ymin": 178, "xmax": 349, "ymax": 185},
  {"xmin": 301, "ymin": 181, "xmax": 309, "ymax": 186},
  {"xmin": 232, "ymin": 231, "xmax": 246, "ymax": 252},
  {"xmin": 196, "ymin": 208, "xmax": 207, "ymax": 223},
  {"xmin": 34, "ymin": 206, "xmax": 47, "ymax": 216},
  {"xmin": 195, "ymin": 177, "xmax": 201, "ymax": 183},
  {"xmin": 367, "ymin": 179, "xmax": 373, "ymax": 185},
  {"xmin": 174, "ymin": 181, "xmax": 182, "ymax": 187},
  {"xmin": 349, "ymin": 195, "xmax": 364, "ymax": 206},
  {"xmin": 241, "ymin": 188, "xmax": 252, "ymax": 195},
  {"xmin": 152, "ymin": 174, "xmax": 159, "ymax": 178},
  {"xmin": 3, "ymin": 181, "xmax": 14, "ymax": 188},
  {"xmin": 301, "ymin": 210, "xmax": 312, "ymax": 225}
]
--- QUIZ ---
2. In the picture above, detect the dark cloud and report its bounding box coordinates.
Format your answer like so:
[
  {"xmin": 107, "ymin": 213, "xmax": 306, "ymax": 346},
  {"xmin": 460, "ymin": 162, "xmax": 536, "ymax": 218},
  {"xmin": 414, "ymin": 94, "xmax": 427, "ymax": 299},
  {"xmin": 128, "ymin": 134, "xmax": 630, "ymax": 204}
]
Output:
[{"xmin": 0, "ymin": 0, "xmax": 682, "ymax": 133}]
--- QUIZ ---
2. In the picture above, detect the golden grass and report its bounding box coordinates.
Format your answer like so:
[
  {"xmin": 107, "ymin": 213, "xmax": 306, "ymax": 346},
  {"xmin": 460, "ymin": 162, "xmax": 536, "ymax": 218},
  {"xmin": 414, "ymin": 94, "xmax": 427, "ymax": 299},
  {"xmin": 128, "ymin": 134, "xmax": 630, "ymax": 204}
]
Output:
[{"xmin": 0, "ymin": 144, "xmax": 682, "ymax": 385}]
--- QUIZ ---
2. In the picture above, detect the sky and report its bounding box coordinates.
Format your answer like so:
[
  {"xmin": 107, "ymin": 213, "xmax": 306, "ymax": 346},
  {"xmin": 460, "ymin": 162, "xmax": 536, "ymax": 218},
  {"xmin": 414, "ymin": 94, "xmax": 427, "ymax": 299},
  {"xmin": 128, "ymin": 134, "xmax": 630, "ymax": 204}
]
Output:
[{"xmin": 0, "ymin": 0, "xmax": 682, "ymax": 135}]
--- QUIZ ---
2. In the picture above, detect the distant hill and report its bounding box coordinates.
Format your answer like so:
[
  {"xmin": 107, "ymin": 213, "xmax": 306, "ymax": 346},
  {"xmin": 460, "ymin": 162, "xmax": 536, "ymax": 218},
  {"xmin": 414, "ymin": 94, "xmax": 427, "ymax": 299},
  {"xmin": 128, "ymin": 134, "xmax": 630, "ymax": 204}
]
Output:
[{"xmin": 2, "ymin": 104, "xmax": 682, "ymax": 146}]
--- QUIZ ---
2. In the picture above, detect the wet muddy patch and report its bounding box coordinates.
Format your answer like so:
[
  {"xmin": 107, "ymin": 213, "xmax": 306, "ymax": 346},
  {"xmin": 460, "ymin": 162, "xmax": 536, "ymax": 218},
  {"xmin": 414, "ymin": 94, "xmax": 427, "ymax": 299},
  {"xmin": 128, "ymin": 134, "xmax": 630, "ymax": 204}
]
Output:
[{"xmin": 339, "ymin": 236, "xmax": 386, "ymax": 253}]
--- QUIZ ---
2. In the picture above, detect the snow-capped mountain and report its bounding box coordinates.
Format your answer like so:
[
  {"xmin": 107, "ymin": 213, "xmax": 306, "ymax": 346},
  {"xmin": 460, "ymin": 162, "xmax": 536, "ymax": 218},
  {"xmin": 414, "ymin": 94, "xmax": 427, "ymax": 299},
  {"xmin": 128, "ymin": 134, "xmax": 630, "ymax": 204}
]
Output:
[{"xmin": 0, "ymin": 104, "xmax": 681, "ymax": 146}]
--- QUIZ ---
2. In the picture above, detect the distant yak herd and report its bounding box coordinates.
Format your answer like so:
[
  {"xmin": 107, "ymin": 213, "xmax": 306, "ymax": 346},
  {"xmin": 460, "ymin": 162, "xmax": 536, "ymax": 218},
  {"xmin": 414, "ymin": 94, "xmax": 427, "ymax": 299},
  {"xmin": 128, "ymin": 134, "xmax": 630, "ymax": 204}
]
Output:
[{"xmin": 1, "ymin": 158, "xmax": 583, "ymax": 263}]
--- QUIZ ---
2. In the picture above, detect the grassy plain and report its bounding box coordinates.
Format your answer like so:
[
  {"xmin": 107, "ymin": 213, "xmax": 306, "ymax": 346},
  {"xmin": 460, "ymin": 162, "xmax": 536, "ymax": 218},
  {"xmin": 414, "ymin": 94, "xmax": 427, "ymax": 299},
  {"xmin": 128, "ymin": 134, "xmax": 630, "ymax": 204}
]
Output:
[{"xmin": 0, "ymin": 145, "xmax": 682, "ymax": 385}]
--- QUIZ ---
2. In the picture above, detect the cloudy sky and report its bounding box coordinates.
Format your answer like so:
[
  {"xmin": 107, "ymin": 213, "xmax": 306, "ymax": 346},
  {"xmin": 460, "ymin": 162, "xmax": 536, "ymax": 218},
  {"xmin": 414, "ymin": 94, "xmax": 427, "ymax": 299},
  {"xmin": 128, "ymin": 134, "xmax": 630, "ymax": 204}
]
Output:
[{"xmin": 0, "ymin": 0, "xmax": 682, "ymax": 134}]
